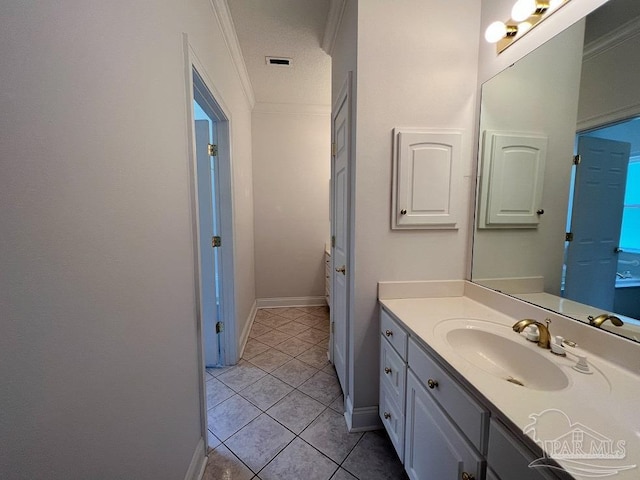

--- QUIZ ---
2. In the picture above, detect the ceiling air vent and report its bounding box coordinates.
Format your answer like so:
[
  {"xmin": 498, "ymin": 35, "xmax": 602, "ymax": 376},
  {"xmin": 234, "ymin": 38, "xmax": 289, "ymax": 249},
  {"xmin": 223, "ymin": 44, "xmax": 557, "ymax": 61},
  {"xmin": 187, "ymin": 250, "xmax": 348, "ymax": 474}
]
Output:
[{"xmin": 266, "ymin": 56, "xmax": 292, "ymax": 67}]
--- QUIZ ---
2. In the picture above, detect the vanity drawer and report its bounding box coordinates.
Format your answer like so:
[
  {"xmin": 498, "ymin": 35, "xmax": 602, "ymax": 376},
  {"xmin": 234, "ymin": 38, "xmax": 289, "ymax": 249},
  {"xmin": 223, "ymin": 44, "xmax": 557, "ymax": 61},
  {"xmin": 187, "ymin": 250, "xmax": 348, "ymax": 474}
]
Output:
[
  {"xmin": 380, "ymin": 308, "xmax": 408, "ymax": 359},
  {"xmin": 380, "ymin": 336, "xmax": 406, "ymax": 411},
  {"xmin": 408, "ymin": 338, "xmax": 489, "ymax": 453},
  {"xmin": 380, "ymin": 382, "xmax": 405, "ymax": 460}
]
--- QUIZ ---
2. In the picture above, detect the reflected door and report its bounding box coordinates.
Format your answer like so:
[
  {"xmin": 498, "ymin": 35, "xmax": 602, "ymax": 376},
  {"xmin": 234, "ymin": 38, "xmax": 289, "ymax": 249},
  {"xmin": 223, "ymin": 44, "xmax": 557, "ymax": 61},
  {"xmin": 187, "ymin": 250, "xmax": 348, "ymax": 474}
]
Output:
[{"xmin": 564, "ymin": 136, "xmax": 629, "ymax": 310}]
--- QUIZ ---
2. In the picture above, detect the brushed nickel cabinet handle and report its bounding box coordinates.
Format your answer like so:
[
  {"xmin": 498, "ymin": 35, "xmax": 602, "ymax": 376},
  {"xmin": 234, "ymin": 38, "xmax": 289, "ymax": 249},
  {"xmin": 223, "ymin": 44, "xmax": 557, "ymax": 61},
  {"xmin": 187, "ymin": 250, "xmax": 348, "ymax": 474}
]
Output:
[
  {"xmin": 384, "ymin": 367, "xmax": 392, "ymax": 374},
  {"xmin": 385, "ymin": 330, "xmax": 393, "ymax": 337},
  {"xmin": 427, "ymin": 379, "xmax": 438, "ymax": 389},
  {"xmin": 383, "ymin": 412, "xmax": 391, "ymax": 419}
]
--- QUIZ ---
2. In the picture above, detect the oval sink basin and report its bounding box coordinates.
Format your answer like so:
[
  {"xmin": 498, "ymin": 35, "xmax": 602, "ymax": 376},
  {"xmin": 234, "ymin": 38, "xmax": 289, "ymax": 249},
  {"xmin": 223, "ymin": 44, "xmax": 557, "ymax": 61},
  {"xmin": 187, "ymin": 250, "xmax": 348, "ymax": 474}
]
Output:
[{"xmin": 438, "ymin": 319, "xmax": 570, "ymax": 391}]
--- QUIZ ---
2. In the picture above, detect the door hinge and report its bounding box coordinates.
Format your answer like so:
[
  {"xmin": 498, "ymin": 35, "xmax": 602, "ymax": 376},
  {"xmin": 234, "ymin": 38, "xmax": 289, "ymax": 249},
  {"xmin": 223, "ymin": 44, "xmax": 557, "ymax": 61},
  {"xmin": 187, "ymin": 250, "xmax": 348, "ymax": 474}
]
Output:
[
  {"xmin": 216, "ymin": 321, "xmax": 224, "ymax": 333},
  {"xmin": 208, "ymin": 143, "xmax": 218, "ymax": 157},
  {"xmin": 573, "ymin": 154, "xmax": 581, "ymax": 165},
  {"xmin": 212, "ymin": 236, "xmax": 221, "ymax": 248},
  {"xmin": 566, "ymin": 232, "xmax": 574, "ymax": 242},
  {"xmin": 331, "ymin": 142, "xmax": 337, "ymax": 157},
  {"xmin": 331, "ymin": 235, "xmax": 335, "ymax": 248}
]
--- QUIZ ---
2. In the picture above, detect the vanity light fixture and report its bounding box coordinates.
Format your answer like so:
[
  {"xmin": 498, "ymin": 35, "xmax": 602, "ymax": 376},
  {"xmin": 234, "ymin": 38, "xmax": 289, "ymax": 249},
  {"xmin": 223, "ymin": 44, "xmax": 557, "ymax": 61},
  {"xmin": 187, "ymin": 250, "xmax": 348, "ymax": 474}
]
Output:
[{"xmin": 486, "ymin": 0, "xmax": 571, "ymax": 53}]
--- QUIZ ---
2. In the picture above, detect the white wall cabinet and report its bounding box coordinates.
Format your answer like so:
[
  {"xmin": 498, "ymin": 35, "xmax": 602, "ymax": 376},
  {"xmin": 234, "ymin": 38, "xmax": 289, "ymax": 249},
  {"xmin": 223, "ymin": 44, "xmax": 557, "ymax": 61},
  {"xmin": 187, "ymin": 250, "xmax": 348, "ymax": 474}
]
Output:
[
  {"xmin": 391, "ymin": 129, "xmax": 462, "ymax": 230},
  {"xmin": 478, "ymin": 132, "xmax": 547, "ymax": 229},
  {"xmin": 380, "ymin": 305, "xmax": 569, "ymax": 480}
]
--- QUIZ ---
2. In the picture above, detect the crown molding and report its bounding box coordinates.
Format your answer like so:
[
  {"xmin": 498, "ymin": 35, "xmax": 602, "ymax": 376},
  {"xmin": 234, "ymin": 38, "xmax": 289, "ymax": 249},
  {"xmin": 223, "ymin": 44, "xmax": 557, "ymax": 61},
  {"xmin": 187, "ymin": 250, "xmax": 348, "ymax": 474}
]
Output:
[
  {"xmin": 583, "ymin": 16, "xmax": 640, "ymax": 61},
  {"xmin": 210, "ymin": 0, "xmax": 255, "ymax": 108},
  {"xmin": 321, "ymin": 0, "xmax": 346, "ymax": 55}
]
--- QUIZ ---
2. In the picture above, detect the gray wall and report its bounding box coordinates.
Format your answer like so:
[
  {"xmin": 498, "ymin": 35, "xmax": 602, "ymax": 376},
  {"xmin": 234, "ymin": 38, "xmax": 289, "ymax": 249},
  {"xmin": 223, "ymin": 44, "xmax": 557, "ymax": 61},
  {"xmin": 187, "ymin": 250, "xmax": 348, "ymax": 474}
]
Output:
[{"xmin": 0, "ymin": 1, "xmax": 255, "ymax": 478}]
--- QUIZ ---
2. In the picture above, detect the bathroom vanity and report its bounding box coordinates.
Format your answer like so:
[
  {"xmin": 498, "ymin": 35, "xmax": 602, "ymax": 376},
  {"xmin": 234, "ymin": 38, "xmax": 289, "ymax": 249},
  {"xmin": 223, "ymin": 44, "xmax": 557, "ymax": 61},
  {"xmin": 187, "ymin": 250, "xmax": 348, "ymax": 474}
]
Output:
[{"xmin": 378, "ymin": 280, "xmax": 640, "ymax": 480}]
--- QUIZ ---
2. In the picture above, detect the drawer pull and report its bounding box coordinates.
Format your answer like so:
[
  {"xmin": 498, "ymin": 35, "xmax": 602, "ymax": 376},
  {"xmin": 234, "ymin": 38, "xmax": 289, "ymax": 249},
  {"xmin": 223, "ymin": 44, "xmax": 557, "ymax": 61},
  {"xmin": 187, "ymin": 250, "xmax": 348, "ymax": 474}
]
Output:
[
  {"xmin": 385, "ymin": 330, "xmax": 393, "ymax": 337},
  {"xmin": 427, "ymin": 379, "xmax": 438, "ymax": 389},
  {"xmin": 384, "ymin": 367, "xmax": 392, "ymax": 374},
  {"xmin": 383, "ymin": 412, "xmax": 391, "ymax": 419},
  {"xmin": 461, "ymin": 473, "xmax": 475, "ymax": 480}
]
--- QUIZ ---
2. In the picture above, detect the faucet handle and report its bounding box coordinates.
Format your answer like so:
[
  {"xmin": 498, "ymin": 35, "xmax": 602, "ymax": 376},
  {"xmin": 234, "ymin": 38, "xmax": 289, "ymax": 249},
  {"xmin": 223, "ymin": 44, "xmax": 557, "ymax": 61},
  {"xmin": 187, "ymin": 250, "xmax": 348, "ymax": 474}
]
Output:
[{"xmin": 550, "ymin": 335, "xmax": 566, "ymax": 356}]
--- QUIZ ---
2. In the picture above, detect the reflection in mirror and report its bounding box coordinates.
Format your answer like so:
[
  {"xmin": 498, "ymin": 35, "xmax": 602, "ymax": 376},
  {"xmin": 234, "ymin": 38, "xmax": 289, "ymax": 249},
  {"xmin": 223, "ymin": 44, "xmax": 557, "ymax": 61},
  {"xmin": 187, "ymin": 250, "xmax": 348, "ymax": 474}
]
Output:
[{"xmin": 472, "ymin": 0, "xmax": 640, "ymax": 343}]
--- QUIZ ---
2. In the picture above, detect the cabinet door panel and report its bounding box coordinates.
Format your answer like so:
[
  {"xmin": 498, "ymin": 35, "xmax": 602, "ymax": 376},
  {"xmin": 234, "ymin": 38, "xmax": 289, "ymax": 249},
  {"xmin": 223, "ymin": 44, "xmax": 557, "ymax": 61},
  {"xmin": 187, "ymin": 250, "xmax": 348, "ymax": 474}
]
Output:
[
  {"xmin": 405, "ymin": 371, "xmax": 484, "ymax": 480},
  {"xmin": 408, "ymin": 339, "xmax": 489, "ymax": 453}
]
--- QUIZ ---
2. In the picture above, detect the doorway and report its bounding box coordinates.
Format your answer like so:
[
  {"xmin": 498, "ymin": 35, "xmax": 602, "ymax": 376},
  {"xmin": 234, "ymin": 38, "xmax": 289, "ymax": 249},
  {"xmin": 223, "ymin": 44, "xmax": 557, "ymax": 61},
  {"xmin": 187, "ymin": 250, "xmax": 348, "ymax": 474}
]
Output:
[{"xmin": 189, "ymin": 65, "xmax": 237, "ymax": 368}]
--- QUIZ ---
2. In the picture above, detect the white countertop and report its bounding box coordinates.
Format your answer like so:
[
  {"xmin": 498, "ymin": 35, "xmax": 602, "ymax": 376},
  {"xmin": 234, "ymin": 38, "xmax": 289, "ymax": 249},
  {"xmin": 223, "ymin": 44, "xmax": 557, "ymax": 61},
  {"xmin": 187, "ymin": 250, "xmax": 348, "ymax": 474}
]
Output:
[{"xmin": 380, "ymin": 295, "xmax": 640, "ymax": 479}]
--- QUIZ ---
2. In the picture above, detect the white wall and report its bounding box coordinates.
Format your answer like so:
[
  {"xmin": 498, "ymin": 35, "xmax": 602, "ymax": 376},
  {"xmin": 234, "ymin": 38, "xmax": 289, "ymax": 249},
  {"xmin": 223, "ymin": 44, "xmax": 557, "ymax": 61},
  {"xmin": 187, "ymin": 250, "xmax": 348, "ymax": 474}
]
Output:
[
  {"xmin": 0, "ymin": 1, "xmax": 255, "ymax": 478},
  {"xmin": 473, "ymin": 22, "xmax": 585, "ymax": 295},
  {"xmin": 330, "ymin": 0, "xmax": 481, "ymax": 416},
  {"xmin": 578, "ymin": 20, "xmax": 640, "ymax": 129},
  {"xmin": 252, "ymin": 105, "xmax": 330, "ymax": 301}
]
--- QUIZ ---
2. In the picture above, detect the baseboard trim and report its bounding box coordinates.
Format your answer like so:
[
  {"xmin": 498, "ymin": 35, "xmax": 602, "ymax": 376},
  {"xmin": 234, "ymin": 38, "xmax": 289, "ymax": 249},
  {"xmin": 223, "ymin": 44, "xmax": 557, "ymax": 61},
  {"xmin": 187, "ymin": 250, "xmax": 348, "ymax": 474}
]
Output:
[
  {"xmin": 256, "ymin": 296, "xmax": 326, "ymax": 308},
  {"xmin": 344, "ymin": 395, "xmax": 382, "ymax": 432},
  {"xmin": 238, "ymin": 300, "xmax": 257, "ymax": 360},
  {"xmin": 184, "ymin": 437, "xmax": 207, "ymax": 480}
]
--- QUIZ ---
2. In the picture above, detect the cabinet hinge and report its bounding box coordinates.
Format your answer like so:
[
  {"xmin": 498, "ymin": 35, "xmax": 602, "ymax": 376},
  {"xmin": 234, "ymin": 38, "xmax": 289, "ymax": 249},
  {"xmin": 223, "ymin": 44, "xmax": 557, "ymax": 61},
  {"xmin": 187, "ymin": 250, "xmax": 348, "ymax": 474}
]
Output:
[
  {"xmin": 208, "ymin": 143, "xmax": 218, "ymax": 157},
  {"xmin": 573, "ymin": 154, "xmax": 581, "ymax": 165},
  {"xmin": 331, "ymin": 142, "xmax": 337, "ymax": 157},
  {"xmin": 566, "ymin": 232, "xmax": 574, "ymax": 242},
  {"xmin": 216, "ymin": 321, "xmax": 224, "ymax": 333},
  {"xmin": 212, "ymin": 236, "xmax": 221, "ymax": 248}
]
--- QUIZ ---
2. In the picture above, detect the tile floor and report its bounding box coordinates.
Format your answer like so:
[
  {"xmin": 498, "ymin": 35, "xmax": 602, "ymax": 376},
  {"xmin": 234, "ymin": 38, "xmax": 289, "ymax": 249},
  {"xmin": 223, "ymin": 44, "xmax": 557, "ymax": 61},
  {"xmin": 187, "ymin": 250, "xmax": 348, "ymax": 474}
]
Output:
[{"xmin": 202, "ymin": 306, "xmax": 407, "ymax": 480}]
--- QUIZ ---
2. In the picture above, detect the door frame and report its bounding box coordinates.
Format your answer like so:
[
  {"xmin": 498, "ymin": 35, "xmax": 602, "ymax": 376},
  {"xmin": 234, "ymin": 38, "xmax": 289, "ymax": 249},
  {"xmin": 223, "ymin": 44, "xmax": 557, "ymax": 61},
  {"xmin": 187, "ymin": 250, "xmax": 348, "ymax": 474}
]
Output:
[
  {"xmin": 182, "ymin": 34, "xmax": 237, "ymax": 447},
  {"xmin": 330, "ymin": 72, "xmax": 354, "ymax": 406}
]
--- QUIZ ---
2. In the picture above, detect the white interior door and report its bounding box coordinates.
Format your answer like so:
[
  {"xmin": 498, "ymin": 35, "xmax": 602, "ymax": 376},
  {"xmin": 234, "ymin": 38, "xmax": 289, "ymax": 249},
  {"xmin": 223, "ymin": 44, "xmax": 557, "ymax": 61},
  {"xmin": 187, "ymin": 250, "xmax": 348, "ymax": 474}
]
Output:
[
  {"xmin": 331, "ymin": 80, "xmax": 350, "ymax": 395},
  {"xmin": 195, "ymin": 119, "xmax": 220, "ymax": 367},
  {"xmin": 564, "ymin": 135, "xmax": 630, "ymax": 310}
]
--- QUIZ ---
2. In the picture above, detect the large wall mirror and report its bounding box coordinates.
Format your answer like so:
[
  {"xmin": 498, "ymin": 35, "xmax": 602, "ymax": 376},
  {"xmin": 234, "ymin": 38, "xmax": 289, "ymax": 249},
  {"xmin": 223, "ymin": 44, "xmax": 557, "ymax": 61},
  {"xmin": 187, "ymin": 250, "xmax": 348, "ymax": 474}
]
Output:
[{"xmin": 472, "ymin": 0, "xmax": 640, "ymax": 343}]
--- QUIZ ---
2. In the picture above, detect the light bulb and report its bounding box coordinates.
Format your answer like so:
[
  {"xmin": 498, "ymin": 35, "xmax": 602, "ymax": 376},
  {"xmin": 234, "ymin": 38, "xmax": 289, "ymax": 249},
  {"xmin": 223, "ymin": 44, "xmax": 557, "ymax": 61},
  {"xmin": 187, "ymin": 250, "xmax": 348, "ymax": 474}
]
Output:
[
  {"xmin": 548, "ymin": 0, "xmax": 564, "ymax": 11},
  {"xmin": 485, "ymin": 21, "xmax": 508, "ymax": 43},
  {"xmin": 517, "ymin": 21, "xmax": 533, "ymax": 36},
  {"xmin": 511, "ymin": 0, "xmax": 537, "ymax": 22}
]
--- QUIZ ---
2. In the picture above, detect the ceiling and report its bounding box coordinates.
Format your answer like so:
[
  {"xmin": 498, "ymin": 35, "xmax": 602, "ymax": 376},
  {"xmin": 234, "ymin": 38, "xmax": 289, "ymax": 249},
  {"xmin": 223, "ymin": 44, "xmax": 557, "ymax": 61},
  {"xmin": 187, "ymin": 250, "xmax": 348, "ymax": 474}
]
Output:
[{"xmin": 227, "ymin": 0, "xmax": 332, "ymax": 107}]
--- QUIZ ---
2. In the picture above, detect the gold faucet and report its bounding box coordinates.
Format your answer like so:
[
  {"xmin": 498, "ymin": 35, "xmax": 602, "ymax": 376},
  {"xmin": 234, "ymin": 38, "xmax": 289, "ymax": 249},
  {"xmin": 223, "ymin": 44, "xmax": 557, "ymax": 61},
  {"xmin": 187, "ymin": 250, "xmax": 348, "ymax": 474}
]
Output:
[
  {"xmin": 588, "ymin": 314, "xmax": 624, "ymax": 328},
  {"xmin": 512, "ymin": 318, "xmax": 552, "ymax": 349}
]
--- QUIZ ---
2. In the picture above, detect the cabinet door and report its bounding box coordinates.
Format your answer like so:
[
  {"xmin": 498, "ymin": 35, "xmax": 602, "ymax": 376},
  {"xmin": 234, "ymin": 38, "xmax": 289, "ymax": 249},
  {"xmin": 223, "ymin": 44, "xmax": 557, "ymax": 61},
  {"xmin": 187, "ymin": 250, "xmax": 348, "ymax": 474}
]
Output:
[
  {"xmin": 488, "ymin": 420, "xmax": 565, "ymax": 480},
  {"xmin": 478, "ymin": 131, "xmax": 547, "ymax": 228},
  {"xmin": 405, "ymin": 371, "xmax": 484, "ymax": 480},
  {"xmin": 392, "ymin": 129, "xmax": 462, "ymax": 230}
]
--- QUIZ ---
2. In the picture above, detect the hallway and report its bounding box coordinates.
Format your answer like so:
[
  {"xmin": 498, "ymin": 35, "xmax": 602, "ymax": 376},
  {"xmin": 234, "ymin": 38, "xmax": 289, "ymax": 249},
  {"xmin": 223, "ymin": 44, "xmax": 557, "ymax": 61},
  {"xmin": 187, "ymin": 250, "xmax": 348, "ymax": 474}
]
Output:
[{"xmin": 202, "ymin": 307, "xmax": 406, "ymax": 480}]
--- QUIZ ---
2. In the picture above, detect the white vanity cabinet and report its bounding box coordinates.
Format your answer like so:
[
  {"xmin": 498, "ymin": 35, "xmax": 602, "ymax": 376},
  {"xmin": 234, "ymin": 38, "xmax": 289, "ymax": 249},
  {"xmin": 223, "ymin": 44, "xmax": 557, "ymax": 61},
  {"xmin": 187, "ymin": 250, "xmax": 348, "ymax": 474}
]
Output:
[
  {"xmin": 379, "ymin": 307, "xmax": 487, "ymax": 479},
  {"xmin": 379, "ymin": 305, "xmax": 570, "ymax": 480},
  {"xmin": 379, "ymin": 309, "xmax": 408, "ymax": 458},
  {"xmin": 324, "ymin": 249, "xmax": 331, "ymax": 306}
]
